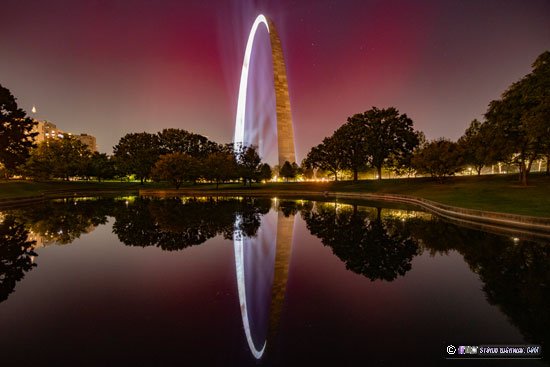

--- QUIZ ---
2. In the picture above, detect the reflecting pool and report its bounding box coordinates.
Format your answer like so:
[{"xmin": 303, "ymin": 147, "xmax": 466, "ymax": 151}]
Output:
[{"xmin": 0, "ymin": 196, "xmax": 547, "ymax": 366}]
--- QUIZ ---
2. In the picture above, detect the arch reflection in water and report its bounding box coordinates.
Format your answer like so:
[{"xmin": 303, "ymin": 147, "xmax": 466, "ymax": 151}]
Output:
[{"xmin": 234, "ymin": 207, "xmax": 295, "ymax": 359}]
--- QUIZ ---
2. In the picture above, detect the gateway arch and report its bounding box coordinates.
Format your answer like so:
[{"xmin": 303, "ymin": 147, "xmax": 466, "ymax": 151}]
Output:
[{"xmin": 234, "ymin": 14, "xmax": 296, "ymax": 166}]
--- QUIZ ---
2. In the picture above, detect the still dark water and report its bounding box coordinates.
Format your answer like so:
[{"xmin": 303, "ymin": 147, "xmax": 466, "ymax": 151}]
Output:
[{"xmin": 0, "ymin": 196, "xmax": 547, "ymax": 366}]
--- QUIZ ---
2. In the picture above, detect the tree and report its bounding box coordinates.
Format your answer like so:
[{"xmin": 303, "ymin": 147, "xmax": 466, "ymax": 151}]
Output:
[
  {"xmin": 351, "ymin": 107, "xmax": 420, "ymax": 180},
  {"xmin": 24, "ymin": 137, "xmax": 91, "ymax": 181},
  {"xmin": 203, "ymin": 150, "xmax": 238, "ymax": 189},
  {"xmin": 388, "ymin": 130, "xmax": 426, "ymax": 177},
  {"xmin": 484, "ymin": 51, "xmax": 550, "ymax": 185},
  {"xmin": 458, "ymin": 119, "xmax": 498, "ymax": 175},
  {"xmin": 151, "ymin": 152, "xmax": 200, "ymax": 189},
  {"xmin": 304, "ymin": 136, "xmax": 345, "ymax": 181},
  {"xmin": 412, "ymin": 138, "xmax": 463, "ymax": 181},
  {"xmin": 279, "ymin": 160, "xmax": 296, "ymax": 181},
  {"xmin": 113, "ymin": 132, "xmax": 160, "ymax": 184},
  {"xmin": 258, "ymin": 163, "xmax": 272, "ymax": 182},
  {"xmin": 0, "ymin": 83, "xmax": 37, "ymax": 176},
  {"xmin": 88, "ymin": 152, "xmax": 116, "ymax": 182},
  {"xmin": 236, "ymin": 145, "xmax": 261, "ymax": 187},
  {"xmin": 332, "ymin": 119, "xmax": 369, "ymax": 181},
  {"xmin": 0, "ymin": 216, "xmax": 37, "ymax": 302},
  {"xmin": 300, "ymin": 159, "xmax": 314, "ymax": 180},
  {"xmin": 157, "ymin": 128, "xmax": 219, "ymax": 158}
]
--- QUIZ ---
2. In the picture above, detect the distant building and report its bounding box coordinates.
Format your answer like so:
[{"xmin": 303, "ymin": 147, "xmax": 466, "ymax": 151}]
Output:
[
  {"xmin": 73, "ymin": 134, "xmax": 97, "ymax": 152},
  {"xmin": 32, "ymin": 120, "xmax": 97, "ymax": 152}
]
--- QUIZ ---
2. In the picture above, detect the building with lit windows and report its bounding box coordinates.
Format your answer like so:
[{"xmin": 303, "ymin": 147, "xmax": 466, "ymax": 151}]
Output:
[{"xmin": 32, "ymin": 121, "xmax": 97, "ymax": 152}]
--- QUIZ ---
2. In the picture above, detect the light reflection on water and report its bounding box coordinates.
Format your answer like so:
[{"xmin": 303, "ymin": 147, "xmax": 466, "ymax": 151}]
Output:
[{"xmin": 0, "ymin": 196, "xmax": 547, "ymax": 366}]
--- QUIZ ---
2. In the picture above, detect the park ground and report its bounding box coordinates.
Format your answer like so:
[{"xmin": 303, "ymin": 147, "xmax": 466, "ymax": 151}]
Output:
[{"xmin": 1, "ymin": 173, "xmax": 549, "ymax": 217}]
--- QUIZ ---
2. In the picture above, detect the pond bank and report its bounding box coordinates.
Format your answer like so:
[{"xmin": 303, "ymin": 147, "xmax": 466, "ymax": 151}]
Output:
[{"xmin": 140, "ymin": 189, "xmax": 550, "ymax": 240}]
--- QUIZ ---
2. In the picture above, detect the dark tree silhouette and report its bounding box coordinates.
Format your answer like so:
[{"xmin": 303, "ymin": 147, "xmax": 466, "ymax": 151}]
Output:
[
  {"xmin": 236, "ymin": 145, "xmax": 262, "ymax": 187},
  {"xmin": 351, "ymin": 107, "xmax": 419, "ymax": 180},
  {"xmin": 157, "ymin": 128, "xmax": 219, "ymax": 158},
  {"xmin": 0, "ymin": 83, "xmax": 37, "ymax": 176},
  {"xmin": 304, "ymin": 136, "xmax": 345, "ymax": 181},
  {"xmin": 0, "ymin": 216, "xmax": 37, "ymax": 303},
  {"xmin": 279, "ymin": 161, "xmax": 296, "ymax": 181},
  {"xmin": 484, "ymin": 51, "xmax": 550, "ymax": 185}
]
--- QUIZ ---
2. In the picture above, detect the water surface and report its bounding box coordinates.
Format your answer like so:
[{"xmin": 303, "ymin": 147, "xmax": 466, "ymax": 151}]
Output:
[{"xmin": 0, "ymin": 196, "xmax": 547, "ymax": 366}]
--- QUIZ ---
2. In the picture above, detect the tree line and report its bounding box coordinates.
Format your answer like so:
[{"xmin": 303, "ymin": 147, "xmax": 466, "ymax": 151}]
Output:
[
  {"xmin": 25, "ymin": 129, "xmax": 273, "ymax": 187},
  {"xmin": 1, "ymin": 51, "xmax": 548, "ymax": 186},
  {"xmin": 303, "ymin": 51, "xmax": 549, "ymax": 185}
]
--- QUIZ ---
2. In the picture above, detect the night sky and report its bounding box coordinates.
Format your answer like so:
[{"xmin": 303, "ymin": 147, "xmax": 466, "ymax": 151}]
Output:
[{"xmin": 1, "ymin": 0, "xmax": 549, "ymax": 162}]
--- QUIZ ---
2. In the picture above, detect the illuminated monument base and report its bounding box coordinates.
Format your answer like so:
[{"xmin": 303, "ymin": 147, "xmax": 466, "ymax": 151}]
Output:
[{"xmin": 234, "ymin": 14, "xmax": 296, "ymax": 166}]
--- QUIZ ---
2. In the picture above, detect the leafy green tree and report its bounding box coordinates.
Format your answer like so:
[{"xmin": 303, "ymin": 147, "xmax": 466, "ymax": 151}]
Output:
[
  {"xmin": 0, "ymin": 83, "xmax": 37, "ymax": 176},
  {"xmin": 351, "ymin": 107, "xmax": 419, "ymax": 180},
  {"xmin": 88, "ymin": 152, "xmax": 116, "ymax": 182},
  {"xmin": 203, "ymin": 150, "xmax": 238, "ymax": 189},
  {"xmin": 23, "ymin": 143, "xmax": 52, "ymax": 180},
  {"xmin": 157, "ymin": 128, "xmax": 219, "ymax": 158},
  {"xmin": 113, "ymin": 132, "xmax": 160, "ymax": 184},
  {"xmin": 24, "ymin": 137, "xmax": 91, "ymax": 180},
  {"xmin": 151, "ymin": 152, "xmax": 200, "ymax": 189},
  {"xmin": 258, "ymin": 163, "xmax": 272, "ymax": 182},
  {"xmin": 457, "ymin": 119, "xmax": 499, "ymax": 175},
  {"xmin": 304, "ymin": 136, "xmax": 345, "ymax": 181},
  {"xmin": 484, "ymin": 51, "xmax": 550, "ymax": 185},
  {"xmin": 279, "ymin": 160, "xmax": 296, "ymax": 181},
  {"xmin": 412, "ymin": 138, "xmax": 464, "ymax": 181}
]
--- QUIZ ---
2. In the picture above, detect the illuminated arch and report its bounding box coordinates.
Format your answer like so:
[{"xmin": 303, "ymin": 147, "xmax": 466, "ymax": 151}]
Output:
[{"xmin": 234, "ymin": 14, "xmax": 296, "ymax": 166}]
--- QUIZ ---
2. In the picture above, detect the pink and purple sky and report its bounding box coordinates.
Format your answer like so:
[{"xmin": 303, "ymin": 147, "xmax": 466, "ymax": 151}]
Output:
[{"xmin": 1, "ymin": 0, "xmax": 549, "ymax": 162}]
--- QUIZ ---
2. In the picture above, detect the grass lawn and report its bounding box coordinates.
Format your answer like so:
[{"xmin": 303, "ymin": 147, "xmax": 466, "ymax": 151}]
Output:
[
  {"xmin": 0, "ymin": 180, "xmax": 156, "ymax": 200},
  {"xmin": 1, "ymin": 173, "xmax": 549, "ymax": 217},
  {"xmin": 177, "ymin": 173, "xmax": 550, "ymax": 217}
]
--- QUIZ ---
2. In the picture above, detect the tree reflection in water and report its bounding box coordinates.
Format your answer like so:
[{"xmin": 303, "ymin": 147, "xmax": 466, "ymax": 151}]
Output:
[
  {"xmin": 404, "ymin": 218, "xmax": 550, "ymax": 348},
  {"xmin": 13, "ymin": 198, "xmax": 114, "ymax": 245},
  {"xmin": 112, "ymin": 197, "xmax": 271, "ymax": 251},
  {"xmin": 0, "ymin": 215, "xmax": 37, "ymax": 302},
  {"xmin": 301, "ymin": 203, "xmax": 419, "ymax": 281},
  {"xmin": 0, "ymin": 196, "xmax": 546, "ymax": 350}
]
